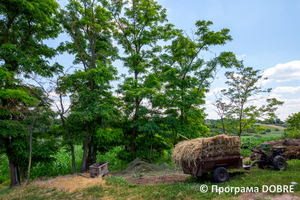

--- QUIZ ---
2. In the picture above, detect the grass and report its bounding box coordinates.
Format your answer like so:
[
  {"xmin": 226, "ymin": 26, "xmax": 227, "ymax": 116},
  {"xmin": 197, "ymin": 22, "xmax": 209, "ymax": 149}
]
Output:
[
  {"xmin": 0, "ymin": 159, "xmax": 299, "ymax": 199},
  {"xmin": 0, "ymin": 145, "xmax": 129, "ymax": 185},
  {"xmin": 1, "ymin": 130, "xmax": 298, "ymax": 199},
  {"xmin": 241, "ymin": 124, "xmax": 285, "ymax": 139}
]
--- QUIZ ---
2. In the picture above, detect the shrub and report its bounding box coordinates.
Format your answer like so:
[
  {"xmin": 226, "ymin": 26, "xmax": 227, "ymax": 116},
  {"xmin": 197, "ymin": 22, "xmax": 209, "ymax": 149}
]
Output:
[
  {"xmin": 260, "ymin": 132, "xmax": 266, "ymax": 134},
  {"xmin": 275, "ymin": 128, "xmax": 280, "ymax": 131},
  {"xmin": 241, "ymin": 133, "xmax": 252, "ymax": 136},
  {"xmin": 254, "ymin": 134, "xmax": 262, "ymax": 138},
  {"xmin": 266, "ymin": 129, "xmax": 271, "ymax": 132},
  {"xmin": 284, "ymin": 129, "xmax": 300, "ymax": 139}
]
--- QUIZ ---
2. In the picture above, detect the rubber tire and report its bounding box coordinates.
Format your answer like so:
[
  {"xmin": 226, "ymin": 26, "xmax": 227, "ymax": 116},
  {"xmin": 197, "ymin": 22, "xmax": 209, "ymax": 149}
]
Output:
[
  {"xmin": 213, "ymin": 167, "xmax": 229, "ymax": 183},
  {"xmin": 273, "ymin": 156, "xmax": 287, "ymax": 171}
]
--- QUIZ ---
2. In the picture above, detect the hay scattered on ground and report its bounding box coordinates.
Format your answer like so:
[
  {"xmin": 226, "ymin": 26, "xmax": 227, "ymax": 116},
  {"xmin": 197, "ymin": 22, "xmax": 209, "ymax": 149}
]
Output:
[
  {"xmin": 172, "ymin": 134, "xmax": 240, "ymax": 167},
  {"xmin": 35, "ymin": 173, "xmax": 105, "ymax": 192},
  {"xmin": 125, "ymin": 159, "xmax": 159, "ymax": 173}
]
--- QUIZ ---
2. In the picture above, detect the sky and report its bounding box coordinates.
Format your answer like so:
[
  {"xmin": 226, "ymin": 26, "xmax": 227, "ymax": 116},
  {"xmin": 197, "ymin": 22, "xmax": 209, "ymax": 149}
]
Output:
[{"xmin": 50, "ymin": 0, "xmax": 300, "ymax": 121}]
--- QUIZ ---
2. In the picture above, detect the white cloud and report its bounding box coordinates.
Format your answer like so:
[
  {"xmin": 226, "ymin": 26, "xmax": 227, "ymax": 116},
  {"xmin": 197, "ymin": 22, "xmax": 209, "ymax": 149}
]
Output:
[
  {"xmin": 274, "ymin": 86, "xmax": 300, "ymax": 93},
  {"xmin": 236, "ymin": 54, "xmax": 246, "ymax": 59},
  {"xmin": 262, "ymin": 60, "xmax": 300, "ymax": 82},
  {"xmin": 205, "ymin": 87, "xmax": 227, "ymax": 96},
  {"xmin": 51, "ymin": 101, "xmax": 71, "ymax": 112}
]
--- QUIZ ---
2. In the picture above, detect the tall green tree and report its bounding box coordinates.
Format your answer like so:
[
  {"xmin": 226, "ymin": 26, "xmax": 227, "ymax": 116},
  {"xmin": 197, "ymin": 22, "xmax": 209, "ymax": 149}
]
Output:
[
  {"xmin": 283, "ymin": 112, "xmax": 300, "ymax": 139},
  {"xmin": 157, "ymin": 21, "xmax": 238, "ymax": 145},
  {"xmin": 0, "ymin": 0, "xmax": 61, "ymax": 187},
  {"xmin": 58, "ymin": 0, "xmax": 120, "ymax": 172},
  {"xmin": 215, "ymin": 64, "xmax": 284, "ymax": 137},
  {"xmin": 104, "ymin": 0, "xmax": 176, "ymax": 155}
]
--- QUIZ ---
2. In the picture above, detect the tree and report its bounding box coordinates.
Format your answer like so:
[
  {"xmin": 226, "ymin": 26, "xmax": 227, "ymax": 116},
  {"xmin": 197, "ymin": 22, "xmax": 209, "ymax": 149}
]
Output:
[
  {"xmin": 52, "ymin": 69, "xmax": 77, "ymax": 174},
  {"xmin": 58, "ymin": 0, "xmax": 120, "ymax": 172},
  {"xmin": 157, "ymin": 21, "xmax": 239, "ymax": 145},
  {"xmin": 0, "ymin": 0, "xmax": 61, "ymax": 187},
  {"xmin": 283, "ymin": 112, "xmax": 300, "ymax": 139},
  {"xmin": 215, "ymin": 64, "xmax": 284, "ymax": 137},
  {"xmin": 103, "ymin": 0, "xmax": 177, "ymax": 155}
]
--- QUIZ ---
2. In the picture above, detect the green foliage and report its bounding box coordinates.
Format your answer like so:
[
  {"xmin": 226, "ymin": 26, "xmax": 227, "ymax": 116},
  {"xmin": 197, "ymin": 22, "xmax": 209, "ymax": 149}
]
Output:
[
  {"xmin": 275, "ymin": 128, "xmax": 280, "ymax": 131},
  {"xmin": 283, "ymin": 112, "xmax": 300, "ymax": 139},
  {"xmin": 133, "ymin": 173, "xmax": 144, "ymax": 178},
  {"xmin": 260, "ymin": 132, "xmax": 266, "ymax": 134},
  {"xmin": 97, "ymin": 146, "xmax": 128, "ymax": 171},
  {"xmin": 0, "ymin": 155, "xmax": 9, "ymax": 185},
  {"xmin": 0, "ymin": 0, "xmax": 63, "ymax": 186},
  {"xmin": 57, "ymin": 0, "xmax": 121, "ymax": 172},
  {"xmin": 213, "ymin": 64, "xmax": 284, "ymax": 137},
  {"xmin": 266, "ymin": 128, "xmax": 271, "ymax": 132}
]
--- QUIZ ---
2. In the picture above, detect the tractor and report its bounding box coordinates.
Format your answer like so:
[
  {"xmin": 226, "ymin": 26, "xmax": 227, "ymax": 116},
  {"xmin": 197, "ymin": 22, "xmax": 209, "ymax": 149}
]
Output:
[{"xmin": 241, "ymin": 143, "xmax": 288, "ymax": 171}]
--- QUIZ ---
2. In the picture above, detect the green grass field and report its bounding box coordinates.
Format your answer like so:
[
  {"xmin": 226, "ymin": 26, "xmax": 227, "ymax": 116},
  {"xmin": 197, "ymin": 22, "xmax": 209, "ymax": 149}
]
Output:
[
  {"xmin": 1, "ymin": 125, "xmax": 299, "ymax": 200},
  {"xmin": 241, "ymin": 124, "xmax": 285, "ymax": 139},
  {"xmin": 0, "ymin": 159, "xmax": 299, "ymax": 199}
]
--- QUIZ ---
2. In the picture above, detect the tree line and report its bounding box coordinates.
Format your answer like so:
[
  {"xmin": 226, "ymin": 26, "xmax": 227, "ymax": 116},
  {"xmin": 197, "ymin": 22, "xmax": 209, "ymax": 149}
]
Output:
[{"xmin": 0, "ymin": 0, "xmax": 283, "ymax": 188}]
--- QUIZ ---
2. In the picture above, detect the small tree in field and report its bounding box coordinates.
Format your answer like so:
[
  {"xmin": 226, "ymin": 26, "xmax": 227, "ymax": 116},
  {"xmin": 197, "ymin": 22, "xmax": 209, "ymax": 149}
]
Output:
[
  {"xmin": 214, "ymin": 64, "xmax": 284, "ymax": 137},
  {"xmin": 283, "ymin": 112, "xmax": 300, "ymax": 139}
]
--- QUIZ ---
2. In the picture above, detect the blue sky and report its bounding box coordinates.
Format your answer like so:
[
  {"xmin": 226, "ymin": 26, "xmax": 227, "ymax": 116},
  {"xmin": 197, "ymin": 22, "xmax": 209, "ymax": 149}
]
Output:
[{"xmin": 51, "ymin": 0, "xmax": 300, "ymax": 121}]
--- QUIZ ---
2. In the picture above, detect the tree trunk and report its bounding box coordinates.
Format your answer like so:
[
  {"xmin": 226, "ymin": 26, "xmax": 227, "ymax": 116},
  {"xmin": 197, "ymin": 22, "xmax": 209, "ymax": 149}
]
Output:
[
  {"xmin": 19, "ymin": 167, "xmax": 26, "ymax": 182},
  {"xmin": 149, "ymin": 135, "xmax": 153, "ymax": 158},
  {"xmin": 86, "ymin": 145, "xmax": 92, "ymax": 170},
  {"xmin": 9, "ymin": 158, "xmax": 20, "ymax": 188},
  {"xmin": 80, "ymin": 122, "xmax": 91, "ymax": 173},
  {"xmin": 70, "ymin": 144, "xmax": 76, "ymax": 174},
  {"xmin": 26, "ymin": 156, "xmax": 31, "ymax": 185},
  {"xmin": 92, "ymin": 143, "xmax": 97, "ymax": 164},
  {"xmin": 130, "ymin": 125, "xmax": 138, "ymax": 153}
]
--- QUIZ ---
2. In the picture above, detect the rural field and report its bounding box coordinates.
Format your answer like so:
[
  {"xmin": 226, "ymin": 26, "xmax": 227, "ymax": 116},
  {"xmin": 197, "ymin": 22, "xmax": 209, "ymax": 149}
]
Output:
[
  {"xmin": 1, "ymin": 0, "xmax": 300, "ymax": 199},
  {"xmin": 1, "ymin": 124, "xmax": 299, "ymax": 200}
]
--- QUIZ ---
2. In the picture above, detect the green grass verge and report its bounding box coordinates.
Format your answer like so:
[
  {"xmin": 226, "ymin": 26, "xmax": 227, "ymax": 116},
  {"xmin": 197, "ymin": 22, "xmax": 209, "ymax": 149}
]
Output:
[{"xmin": 1, "ymin": 160, "xmax": 299, "ymax": 200}]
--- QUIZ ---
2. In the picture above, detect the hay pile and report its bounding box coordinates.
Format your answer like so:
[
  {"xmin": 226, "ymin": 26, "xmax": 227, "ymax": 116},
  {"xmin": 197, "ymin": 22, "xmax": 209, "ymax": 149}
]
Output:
[
  {"xmin": 172, "ymin": 134, "xmax": 240, "ymax": 167},
  {"xmin": 35, "ymin": 174, "xmax": 105, "ymax": 193}
]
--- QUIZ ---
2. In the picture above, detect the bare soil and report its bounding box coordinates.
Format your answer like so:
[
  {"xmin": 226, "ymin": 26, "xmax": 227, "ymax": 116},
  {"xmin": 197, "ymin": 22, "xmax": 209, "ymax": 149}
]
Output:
[
  {"xmin": 250, "ymin": 139, "xmax": 300, "ymax": 160},
  {"xmin": 126, "ymin": 174, "xmax": 188, "ymax": 185}
]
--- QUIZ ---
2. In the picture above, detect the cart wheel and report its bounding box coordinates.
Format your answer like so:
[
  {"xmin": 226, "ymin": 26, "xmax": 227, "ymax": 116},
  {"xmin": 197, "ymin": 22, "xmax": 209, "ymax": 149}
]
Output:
[
  {"xmin": 273, "ymin": 156, "xmax": 287, "ymax": 171},
  {"xmin": 213, "ymin": 167, "xmax": 229, "ymax": 183}
]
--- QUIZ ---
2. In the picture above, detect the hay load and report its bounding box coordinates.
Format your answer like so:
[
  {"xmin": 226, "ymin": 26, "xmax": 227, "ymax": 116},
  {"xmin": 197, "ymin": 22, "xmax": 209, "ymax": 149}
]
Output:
[{"xmin": 172, "ymin": 134, "xmax": 240, "ymax": 167}]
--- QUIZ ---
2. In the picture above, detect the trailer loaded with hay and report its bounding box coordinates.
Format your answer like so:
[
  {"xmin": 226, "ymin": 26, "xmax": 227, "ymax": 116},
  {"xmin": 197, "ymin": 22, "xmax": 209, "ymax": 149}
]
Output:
[{"xmin": 172, "ymin": 134, "xmax": 251, "ymax": 183}]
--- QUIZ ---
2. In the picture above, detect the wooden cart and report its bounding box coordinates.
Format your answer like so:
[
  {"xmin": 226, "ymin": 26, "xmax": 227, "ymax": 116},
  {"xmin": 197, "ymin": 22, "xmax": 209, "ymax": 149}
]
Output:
[
  {"xmin": 182, "ymin": 153, "xmax": 251, "ymax": 183},
  {"xmin": 89, "ymin": 162, "xmax": 109, "ymax": 178}
]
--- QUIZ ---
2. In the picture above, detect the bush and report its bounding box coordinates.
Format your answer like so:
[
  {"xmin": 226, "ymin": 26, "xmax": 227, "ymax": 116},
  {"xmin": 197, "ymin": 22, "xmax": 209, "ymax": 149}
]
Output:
[
  {"xmin": 254, "ymin": 134, "xmax": 262, "ymax": 138},
  {"xmin": 266, "ymin": 129, "xmax": 271, "ymax": 132},
  {"xmin": 284, "ymin": 129, "xmax": 300, "ymax": 139},
  {"xmin": 241, "ymin": 132, "xmax": 252, "ymax": 136},
  {"xmin": 275, "ymin": 128, "xmax": 280, "ymax": 131},
  {"xmin": 260, "ymin": 132, "xmax": 266, "ymax": 134}
]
